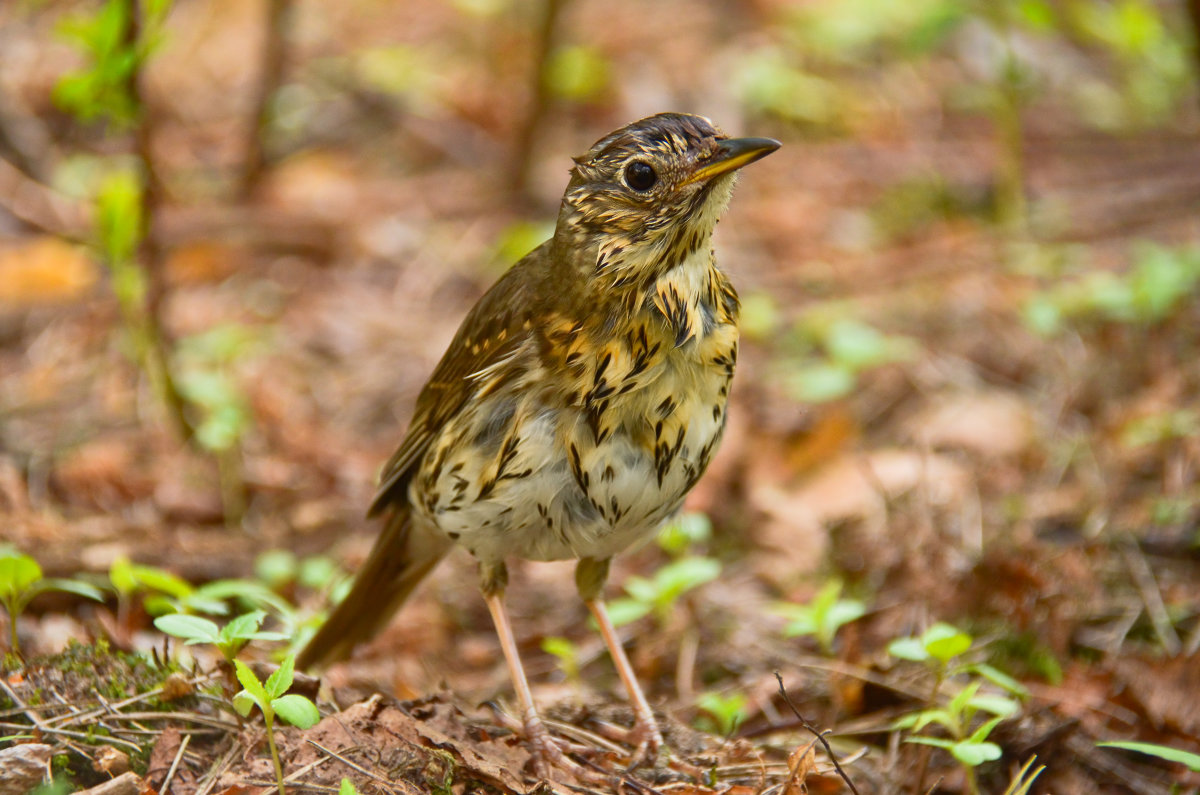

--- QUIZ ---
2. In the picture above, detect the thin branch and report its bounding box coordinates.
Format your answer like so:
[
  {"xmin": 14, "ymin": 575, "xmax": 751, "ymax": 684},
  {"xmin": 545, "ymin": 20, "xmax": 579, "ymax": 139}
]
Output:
[
  {"xmin": 239, "ymin": 0, "xmax": 293, "ymax": 198},
  {"xmin": 508, "ymin": 0, "xmax": 568, "ymax": 199},
  {"xmin": 159, "ymin": 733, "xmax": 191, "ymax": 795},
  {"xmin": 774, "ymin": 672, "xmax": 862, "ymax": 795},
  {"xmin": 123, "ymin": 0, "xmax": 193, "ymax": 442}
]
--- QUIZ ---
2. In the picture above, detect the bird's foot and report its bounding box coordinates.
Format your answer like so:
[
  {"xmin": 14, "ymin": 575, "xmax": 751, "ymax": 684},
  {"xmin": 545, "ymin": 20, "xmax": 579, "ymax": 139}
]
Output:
[
  {"xmin": 492, "ymin": 704, "xmax": 605, "ymax": 783},
  {"xmin": 593, "ymin": 715, "xmax": 664, "ymax": 768}
]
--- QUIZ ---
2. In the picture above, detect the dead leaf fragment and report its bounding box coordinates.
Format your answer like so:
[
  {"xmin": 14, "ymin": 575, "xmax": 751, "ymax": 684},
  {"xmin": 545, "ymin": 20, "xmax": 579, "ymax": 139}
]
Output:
[
  {"xmin": 907, "ymin": 390, "xmax": 1034, "ymax": 457},
  {"xmin": 0, "ymin": 236, "xmax": 98, "ymax": 305},
  {"xmin": 0, "ymin": 743, "xmax": 52, "ymax": 795},
  {"xmin": 783, "ymin": 740, "xmax": 818, "ymax": 795}
]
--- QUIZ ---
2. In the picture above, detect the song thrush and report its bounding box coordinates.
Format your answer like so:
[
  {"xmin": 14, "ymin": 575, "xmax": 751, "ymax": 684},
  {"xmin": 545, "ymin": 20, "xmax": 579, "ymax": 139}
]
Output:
[{"xmin": 298, "ymin": 112, "xmax": 779, "ymax": 776}]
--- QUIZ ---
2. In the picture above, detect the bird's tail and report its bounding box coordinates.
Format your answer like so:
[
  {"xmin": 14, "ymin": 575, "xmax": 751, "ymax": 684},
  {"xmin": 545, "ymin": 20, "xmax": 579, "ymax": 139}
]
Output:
[{"xmin": 297, "ymin": 511, "xmax": 452, "ymax": 669}]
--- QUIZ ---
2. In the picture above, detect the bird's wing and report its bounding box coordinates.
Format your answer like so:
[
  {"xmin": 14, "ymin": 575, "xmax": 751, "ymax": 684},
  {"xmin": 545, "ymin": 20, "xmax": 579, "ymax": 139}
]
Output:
[{"xmin": 366, "ymin": 244, "xmax": 550, "ymax": 516}]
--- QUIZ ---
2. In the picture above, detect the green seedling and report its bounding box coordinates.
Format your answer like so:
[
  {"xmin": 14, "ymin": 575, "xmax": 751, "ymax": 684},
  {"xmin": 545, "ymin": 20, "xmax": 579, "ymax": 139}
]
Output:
[
  {"xmin": 781, "ymin": 316, "xmax": 918, "ymax": 404},
  {"xmin": 232, "ymin": 654, "xmax": 321, "ymax": 795},
  {"xmin": 656, "ymin": 512, "xmax": 713, "ymax": 557},
  {"xmin": 255, "ymin": 550, "xmax": 342, "ymax": 591},
  {"xmin": 0, "ymin": 549, "xmax": 105, "ymax": 656},
  {"xmin": 1097, "ymin": 741, "xmax": 1200, "ymax": 772},
  {"xmin": 113, "ymin": 558, "xmax": 298, "ymax": 631},
  {"xmin": 606, "ymin": 556, "xmax": 721, "ymax": 628},
  {"xmin": 339, "ymin": 779, "xmax": 359, "ymax": 795},
  {"xmin": 540, "ymin": 636, "xmax": 581, "ymax": 683},
  {"xmin": 155, "ymin": 610, "xmax": 286, "ymax": 663},
  {"xmin": 896, "ymin": 679, "xmax": 1018, "ymax": 764},
  {"xmin": 1023, "ymin": 243, "xmax": 1200, "ymax": 336},
  {"xmin": 694, "ymin": 690, "xmax": 747, "ymax": 737},
  {"xmin": 775, "ymin": 579, "xmax": 867, "ymax": 654},
  {"xmin": 889, "ymin": 623, "xmax": 1028, "ymax": 795}
]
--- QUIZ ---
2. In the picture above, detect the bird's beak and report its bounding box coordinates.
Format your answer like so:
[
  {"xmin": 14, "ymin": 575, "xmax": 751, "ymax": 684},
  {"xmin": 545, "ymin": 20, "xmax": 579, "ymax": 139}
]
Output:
[{"xmin": 683, "ymin": 137, "xmax": 781, "ymax": 185}]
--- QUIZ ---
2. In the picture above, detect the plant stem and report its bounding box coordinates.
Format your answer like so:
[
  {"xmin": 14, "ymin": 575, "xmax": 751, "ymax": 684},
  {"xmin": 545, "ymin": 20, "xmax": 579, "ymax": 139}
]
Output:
[
  {"xmin": 121, "ymin": 0, "xmax": 193, "ymax": 442},
  {"xmin": 265, "ymin": 715, "xmax": 287, "ymax": 795},
  {"xmin": 6, "ymin": 608, "xmax": 18, "ymax": 656},
  {"xmin": 911, "ymin": 667, "xmax": 946, "ymax": 795}
]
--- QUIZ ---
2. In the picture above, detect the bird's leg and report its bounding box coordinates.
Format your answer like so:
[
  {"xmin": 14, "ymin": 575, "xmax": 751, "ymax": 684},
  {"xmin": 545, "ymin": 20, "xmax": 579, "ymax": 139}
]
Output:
[
  {"xmin": 481, "ymin": 561, "xmax": 586, "ymax": 780},
  {"xmin": 577, "ymin": 557, "xmax": 664, "ymax": 763}
]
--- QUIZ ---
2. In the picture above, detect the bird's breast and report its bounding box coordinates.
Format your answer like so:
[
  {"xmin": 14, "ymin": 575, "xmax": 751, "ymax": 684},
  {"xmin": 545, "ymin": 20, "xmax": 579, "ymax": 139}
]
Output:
[{"xmin": 411, "ymin": 263, "xmax": 739, "ymax": 564}]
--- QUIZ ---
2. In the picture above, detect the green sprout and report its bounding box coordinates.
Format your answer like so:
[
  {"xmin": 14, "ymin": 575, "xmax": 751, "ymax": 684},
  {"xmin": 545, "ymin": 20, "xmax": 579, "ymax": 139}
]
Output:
[
  {"xmin": 606, "ymin": 557, "xmax": 721, "ymax": 628},
  {"xmin": 232, "ymin": 654, "xmax": 321, "ymax": 795},
  {"xmin": 656, "ymin": 512, "xmax": 713, "ymax": 557},
  {"xmin": 0, "ymin": 549, "xmax": 105, "ymax": 656},
  {"xmin": 774, "ymin": 579, "xmax": 867, "ymax": 655},
  {"xmin": 540, "ymin": 636, "xmax": 581, "ymax": 683},
  {"xmin": 694, "ymin": 690, "xmax": 748, "ymax": 737},
  {"xmin": 154, "ymin": 610, "xmax": 286, "ymax": 664},
  {"xmin": 896, "ymin": 680, "xmax": 1018, "ymax": 769},
  {"xmin": 888, "ymin": 623, "xmax": 1029, "ymax": 795}
]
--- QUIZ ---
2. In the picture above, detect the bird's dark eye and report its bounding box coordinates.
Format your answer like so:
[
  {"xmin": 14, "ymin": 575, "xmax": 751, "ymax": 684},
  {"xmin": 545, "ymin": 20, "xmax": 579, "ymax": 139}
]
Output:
[{"xmin": 624, "ymin": 161, "xmax": 657, "ymax": 192}]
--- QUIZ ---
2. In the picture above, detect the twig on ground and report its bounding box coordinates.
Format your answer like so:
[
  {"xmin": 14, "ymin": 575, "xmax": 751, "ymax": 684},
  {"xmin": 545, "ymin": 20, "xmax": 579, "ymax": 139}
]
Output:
[
  {"xmin": 774, "ymin": 672, "xmax": 861, "ymax": 795},
  {"xmin": 73, "ymin": 772, "xmax": 146, "ymax": 795},
  {"xmin": 159, "ymin": 733, "xmax": 191, "ymax": 795},
  {"xmin": 1120, "ymin": 536, "xmax": 1181, "ymax": 655}
]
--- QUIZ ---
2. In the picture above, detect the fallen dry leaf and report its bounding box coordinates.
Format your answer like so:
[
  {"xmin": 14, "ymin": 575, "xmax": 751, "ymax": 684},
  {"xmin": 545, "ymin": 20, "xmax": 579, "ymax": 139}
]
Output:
[
  {"xmin": 0, "ymin": 236, "xmax": 98, "ymax": 305},
  {"xmin": 783, "ymin": 740, "xmax": 818, "ymax": 795},
  {"xmin": 905, "ymin": 390, "xmax": 1035, "ymax": 458},
  {"xmin": 0, "ymin": 743, "xmax": 52, "ymax": 795}
]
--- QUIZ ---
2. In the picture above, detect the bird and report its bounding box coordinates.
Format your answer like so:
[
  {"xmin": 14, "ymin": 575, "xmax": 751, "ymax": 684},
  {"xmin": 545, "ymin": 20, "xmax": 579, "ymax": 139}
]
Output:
[{"xmin": 298, "ymin": 112, "xmax": 779, "ymax": 776}]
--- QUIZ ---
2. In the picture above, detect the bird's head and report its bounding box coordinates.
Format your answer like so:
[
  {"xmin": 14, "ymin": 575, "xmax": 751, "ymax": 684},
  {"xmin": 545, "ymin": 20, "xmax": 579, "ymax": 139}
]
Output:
[{"xmin": 554, "ymin": 113, "xmax": 779, "ymax": 286}]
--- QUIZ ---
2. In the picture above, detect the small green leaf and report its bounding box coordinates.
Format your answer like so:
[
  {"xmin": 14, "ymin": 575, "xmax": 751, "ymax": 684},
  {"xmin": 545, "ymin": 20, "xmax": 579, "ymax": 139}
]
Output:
[
  {"xmin": 1098, "ymin": 741, "xmax": 1200, "ymax": 772},
  {"xmin": 265, "ymin": 654, "xmax": 295, "ymax": 699},
  {"xmin": 968, "ymin": 663, "xmax": 1030, "ymax": 698},
  {"xmin": 38, "ymin": 578, "xmax": 107, "ymax": 603},
  {"xmin": 125, "ymin": 564, "xmax": 194, "ymax": 599},
  {"xmin": 887, "ymin": 637, "xmax": 929, "ymax": 661},
  {"xmin": 923, "ymin": 623, "xmax": 972, "ymax": 662},
  {"xmin": 657, "ymin": 512, "xmax": 712, "ymax": 555},
  {"xmin": 0, "ymin": 553, "xmax": 43, "ymax": 599},
  {"xmin": 255, "ymin": 550, "xmax": 297, "ymax": 588},
  {"xmin": 604, "ymin": 598, "xmax": 652, "ymax": 627},
  {"xmin": 894, "ymin": 707, "xmax": 952, "ymax": 733},
  {"xmin": 297, "ymin": 556, "xmax": 340, "ymax": 589},
  {"xmin": 654, "ymin": 557, "xmax": 721, "ymax": 597},
  {"xmin": 232, "ymin": 689, "xmax": 259, "ymax": 718},
  {"xmin": 234, "ymin": 659, "xmax": 268, "ymax": 703},
  {"xmin": 109, "ymin": 557, "xmax": 138, "ymax": 595},
  {"xmin": 221, "ymin": 610, "xmax": 267, "ymax": 643},
  {"xmin": 967, "ymin": 715, "xmax": 1007, "ymax": 744},
  {"xmin": 784, "ymin": 362, "xmax": 857, "ymax": 404},
  {"xmin": 338, "ymin": 778, "xmax": 358, "ymax": 795},
  {"xmin": 154, "ymin": 614, "xmax": 221, "ymax": 644},
  {"xmin": 950, "ymin": 740, "xmax": 1003, "ymax": 767},
  {"xmin": 967, "ymin": 693, "xmax": 1020, "ymax": 718},
  {"xmin": 271, "ymin": 694, "xmax": 320, "ymax": 728}
]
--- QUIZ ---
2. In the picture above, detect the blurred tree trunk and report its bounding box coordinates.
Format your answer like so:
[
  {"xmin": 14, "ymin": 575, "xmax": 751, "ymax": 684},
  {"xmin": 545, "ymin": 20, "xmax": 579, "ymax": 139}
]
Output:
[
  {"xmin": 508, "ymin": 0, "xmax": 568, "ymax": 201},
  {"xmin": 240, "ymin": 0, "xmax": 293, "ymax": 199}
]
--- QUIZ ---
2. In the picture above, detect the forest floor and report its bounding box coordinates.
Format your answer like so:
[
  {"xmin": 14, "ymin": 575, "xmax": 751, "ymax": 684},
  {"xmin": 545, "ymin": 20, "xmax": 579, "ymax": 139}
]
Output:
[{"xmin": 1, "ymin": 1, "xmax": 1199, "ymax": 793}]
